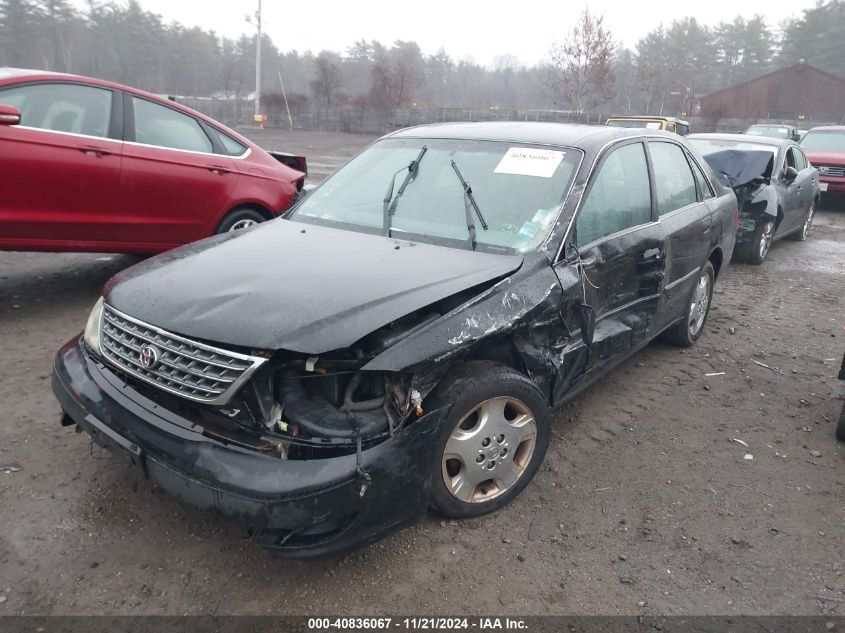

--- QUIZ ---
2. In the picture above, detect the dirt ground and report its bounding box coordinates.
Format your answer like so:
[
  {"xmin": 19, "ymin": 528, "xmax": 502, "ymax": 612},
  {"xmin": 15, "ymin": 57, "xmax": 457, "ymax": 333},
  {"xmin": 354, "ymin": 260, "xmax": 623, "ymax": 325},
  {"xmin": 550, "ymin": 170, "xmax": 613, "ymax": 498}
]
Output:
[{"xmin": 0, "ymin": 129, "xmax": 843, "ymax": 617}]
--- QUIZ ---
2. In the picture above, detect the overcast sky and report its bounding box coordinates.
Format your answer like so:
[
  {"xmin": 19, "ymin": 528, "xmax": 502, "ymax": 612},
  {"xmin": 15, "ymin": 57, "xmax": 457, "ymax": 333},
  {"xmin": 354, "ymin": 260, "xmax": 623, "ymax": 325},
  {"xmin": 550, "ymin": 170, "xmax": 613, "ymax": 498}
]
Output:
[{"xmin": 95, "ymin": 0, "xmax": 815, "ymax": 67}]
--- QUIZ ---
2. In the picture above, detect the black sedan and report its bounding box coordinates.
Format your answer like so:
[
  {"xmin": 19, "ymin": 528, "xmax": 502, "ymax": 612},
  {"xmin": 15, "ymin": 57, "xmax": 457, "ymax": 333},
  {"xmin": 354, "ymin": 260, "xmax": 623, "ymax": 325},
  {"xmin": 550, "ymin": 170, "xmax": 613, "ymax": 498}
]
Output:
[
  {"xmin": 52, "ymin": 123, "xmax": 737, "ymax": 558},
  {"xmin": 687, "ymin": 133, "xmax": 819, "ymax": 264}
]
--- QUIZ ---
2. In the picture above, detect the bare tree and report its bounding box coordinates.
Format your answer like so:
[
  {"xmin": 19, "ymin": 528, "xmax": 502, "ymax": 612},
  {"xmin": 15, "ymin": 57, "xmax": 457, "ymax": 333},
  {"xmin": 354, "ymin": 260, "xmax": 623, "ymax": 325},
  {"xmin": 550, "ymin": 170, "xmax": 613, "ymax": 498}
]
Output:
[
  {"xmin": 544, "ymin": 9, "xmax": 614, "ymax": 111},
  {"xmin": 311, "ymin": 50, "xmax": 343, "ymax": 106},
  {"xmin": 387, "ymin": 40, "xmax": 424, "ymax": 106}
]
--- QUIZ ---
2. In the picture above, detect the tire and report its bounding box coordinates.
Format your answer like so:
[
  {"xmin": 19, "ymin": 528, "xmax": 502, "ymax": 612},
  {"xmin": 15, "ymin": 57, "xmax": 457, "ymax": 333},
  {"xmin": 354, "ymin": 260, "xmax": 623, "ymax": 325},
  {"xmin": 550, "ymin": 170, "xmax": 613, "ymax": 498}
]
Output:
[
  {"xmin": 735, "ymin": 217, "xmax": 775, "ymax": 265},
  {"xmin": 427, "ymin": 361, "xmax": 551, "ymax": 519},
  {"xmin": 786, "ymin": 202, "xmax": 815, "ymax": 241},
  {"xmin": 661, "ymin": 261, "xmax": 715, "ymax": 348},
  {"xmin": 836, "ymin": 401, "xmax": 845, "ymax": 442},
  {"xmin": 215, "ymin": 207, "xmax": 266, "ymax": 234}
]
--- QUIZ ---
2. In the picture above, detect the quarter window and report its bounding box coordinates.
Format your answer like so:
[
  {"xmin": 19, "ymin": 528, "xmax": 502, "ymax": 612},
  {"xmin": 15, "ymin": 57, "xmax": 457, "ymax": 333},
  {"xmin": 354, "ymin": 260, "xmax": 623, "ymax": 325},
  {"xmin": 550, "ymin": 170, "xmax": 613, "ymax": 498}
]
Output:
[
  {"xmin": 216, "ymin": 130, "xmax": 247, "ymax": 156},
  {"xmin": 0, "ymin": 82, "xmax": 112, "ymax": 138},
  {"xmin": 132, "ymin": 97, "xmax": 212, "ymax": 153},
  {"xmin": 649, "ymin": 142, "xmax": 698, "ymax": 215},
  {"xmin": 576, "ymin": 142, "xmax": 652, "ymax": 247}
]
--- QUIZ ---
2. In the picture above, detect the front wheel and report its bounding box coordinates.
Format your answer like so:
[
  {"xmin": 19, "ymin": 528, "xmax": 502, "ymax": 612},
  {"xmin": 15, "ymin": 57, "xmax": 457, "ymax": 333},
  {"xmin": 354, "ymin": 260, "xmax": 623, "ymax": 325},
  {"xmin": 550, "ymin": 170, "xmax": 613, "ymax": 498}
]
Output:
[
  {"xmin": 428, "ymin": 362, "xmax": 551, "ymax": 519},
  {"xmin": 736, "ymin": 218, "xmax": 775, "ymax": 265},
  {"xmin": 661, "ymin": 261, "xmax": 715, "ymax": 347}
]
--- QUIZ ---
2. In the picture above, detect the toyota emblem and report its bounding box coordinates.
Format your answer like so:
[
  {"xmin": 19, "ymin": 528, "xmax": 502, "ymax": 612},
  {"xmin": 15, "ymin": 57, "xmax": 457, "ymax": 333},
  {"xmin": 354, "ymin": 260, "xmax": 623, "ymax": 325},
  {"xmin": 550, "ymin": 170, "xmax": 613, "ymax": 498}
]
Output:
[{"xmin": 139, "ymin": 344, "xmax": 161, "ymax": 370}]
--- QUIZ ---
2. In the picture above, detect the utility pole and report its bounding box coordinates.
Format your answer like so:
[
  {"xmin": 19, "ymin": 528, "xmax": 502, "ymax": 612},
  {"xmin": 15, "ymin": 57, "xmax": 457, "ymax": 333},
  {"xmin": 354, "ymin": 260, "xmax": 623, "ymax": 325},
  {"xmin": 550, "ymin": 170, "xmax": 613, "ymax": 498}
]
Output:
[
  {"xmin": 254, "ymin": 0, "xmax": 262, "ymax": 118},
  {"xmin": 246, "ymin": 0, "xmax": 262, "ymax": 120}
]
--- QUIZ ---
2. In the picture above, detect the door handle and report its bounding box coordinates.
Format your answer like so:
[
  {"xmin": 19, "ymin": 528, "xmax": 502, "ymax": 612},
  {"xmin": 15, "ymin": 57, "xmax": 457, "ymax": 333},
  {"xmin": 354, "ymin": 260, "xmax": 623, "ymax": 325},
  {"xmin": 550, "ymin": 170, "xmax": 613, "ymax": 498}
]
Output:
[
  {"xmin": 207, "ymin": 165, "xmax": 231, "ymax": 175},
  {"xmin": 79, "ymin": 146, "xmax": 112, "ymax": 157},
  {"xmin": 639, "ymin": 247, "xmax": 663, "ymax": 263}
]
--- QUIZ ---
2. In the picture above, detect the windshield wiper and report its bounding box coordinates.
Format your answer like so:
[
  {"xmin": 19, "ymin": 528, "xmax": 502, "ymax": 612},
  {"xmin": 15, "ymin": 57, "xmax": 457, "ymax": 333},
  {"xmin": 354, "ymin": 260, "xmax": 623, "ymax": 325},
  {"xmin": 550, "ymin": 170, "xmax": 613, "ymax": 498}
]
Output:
[
  {"xmin": 382, "ymin": 146, "xmax": 427, "ymax": 237},
  {"xmin": 450, "ymin": 159, "xmax": 488, "ymax": 250}
]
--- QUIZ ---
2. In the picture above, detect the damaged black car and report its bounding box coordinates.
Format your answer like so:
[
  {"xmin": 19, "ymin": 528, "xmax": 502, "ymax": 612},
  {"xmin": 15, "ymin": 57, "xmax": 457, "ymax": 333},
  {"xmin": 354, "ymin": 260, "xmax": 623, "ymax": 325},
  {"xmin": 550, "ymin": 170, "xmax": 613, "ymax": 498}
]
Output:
[
  {"xmin": 687, "ymin": 133, "xmax": 819, "ymax": 264},
  {"xmin": 53, "ymin": 123, "xmax": 737, "ymax": 558}
]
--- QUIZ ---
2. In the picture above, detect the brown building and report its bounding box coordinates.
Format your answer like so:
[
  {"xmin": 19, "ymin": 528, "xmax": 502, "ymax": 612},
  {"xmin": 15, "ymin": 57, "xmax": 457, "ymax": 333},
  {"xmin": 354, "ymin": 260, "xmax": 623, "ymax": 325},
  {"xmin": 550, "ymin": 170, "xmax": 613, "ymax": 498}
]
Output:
[{"xmin": 698, "ymin": 63, "xmax": 845, "ymax": 123}]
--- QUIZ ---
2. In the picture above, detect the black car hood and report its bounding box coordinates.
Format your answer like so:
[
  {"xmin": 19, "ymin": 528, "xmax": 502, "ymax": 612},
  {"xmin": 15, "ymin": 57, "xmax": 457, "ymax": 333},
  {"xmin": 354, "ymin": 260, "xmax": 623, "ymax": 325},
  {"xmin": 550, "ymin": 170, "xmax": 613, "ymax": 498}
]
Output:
[
  {"xmin": 702, "ymin": 149, "xmax": 774, "ymax": 189},
  {"xmin": 105, "ymin": 220, "xmax": 523, "ymax": 353}
]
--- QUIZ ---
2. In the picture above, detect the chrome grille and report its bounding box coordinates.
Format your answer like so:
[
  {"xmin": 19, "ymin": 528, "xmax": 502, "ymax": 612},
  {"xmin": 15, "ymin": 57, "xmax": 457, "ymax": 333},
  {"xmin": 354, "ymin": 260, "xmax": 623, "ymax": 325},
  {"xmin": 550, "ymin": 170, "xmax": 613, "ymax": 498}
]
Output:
[
  {"xmin": 817, "ymin": 165, "xmax": 845, "ymax": 177},
  {"xmin": 100, "ymin": 304, "xmax": 266, "ymax": 404}
]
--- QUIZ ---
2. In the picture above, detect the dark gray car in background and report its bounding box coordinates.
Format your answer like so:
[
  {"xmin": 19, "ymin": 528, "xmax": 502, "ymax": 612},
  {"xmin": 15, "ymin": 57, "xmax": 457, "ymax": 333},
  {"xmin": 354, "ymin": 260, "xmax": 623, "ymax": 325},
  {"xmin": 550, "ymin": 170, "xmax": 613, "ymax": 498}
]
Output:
[
  {"xmin": 52, "ymin": 123, "xmax": 737, "ymax": 558},
  {"xmin": 688, "ymin": 133, "xmax": 819, "ymax": 264}
]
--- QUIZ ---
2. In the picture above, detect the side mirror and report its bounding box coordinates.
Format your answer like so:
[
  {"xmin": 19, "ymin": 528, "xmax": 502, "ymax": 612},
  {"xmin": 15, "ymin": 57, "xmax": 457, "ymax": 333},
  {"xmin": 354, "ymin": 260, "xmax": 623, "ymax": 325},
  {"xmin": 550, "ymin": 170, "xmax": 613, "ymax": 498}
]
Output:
[
  {"xmin": 0, "ymin": 104, "xmax": 21, "ymax": 126},
  {"xmin": 783, "ymin": 166, "xmax": 799, "ymax": 183}
]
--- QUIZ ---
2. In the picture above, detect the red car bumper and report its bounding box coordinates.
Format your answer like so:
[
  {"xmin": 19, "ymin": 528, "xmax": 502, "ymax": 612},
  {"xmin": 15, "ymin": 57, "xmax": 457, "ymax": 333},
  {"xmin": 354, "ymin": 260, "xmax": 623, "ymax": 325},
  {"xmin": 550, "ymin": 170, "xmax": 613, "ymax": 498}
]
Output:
[{"xmin": 820, "ymin": 175, "xmax": 845, "ymax": 193}]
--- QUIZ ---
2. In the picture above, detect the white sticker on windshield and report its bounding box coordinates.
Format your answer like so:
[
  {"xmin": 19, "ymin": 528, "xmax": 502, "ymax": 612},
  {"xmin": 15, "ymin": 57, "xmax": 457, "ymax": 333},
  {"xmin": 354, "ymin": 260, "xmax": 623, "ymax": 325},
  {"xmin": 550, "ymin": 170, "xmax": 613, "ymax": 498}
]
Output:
[
  {"xmin": 778, "ymin": 128, "xmax": 787, "ymax": 133},
  {"xmin": 645, "ymin": 122, "xmax": 661, "ymax": 129},
  {"xmin": 494, "ymin": 147, "xmax": 565, "ymax": 178}
]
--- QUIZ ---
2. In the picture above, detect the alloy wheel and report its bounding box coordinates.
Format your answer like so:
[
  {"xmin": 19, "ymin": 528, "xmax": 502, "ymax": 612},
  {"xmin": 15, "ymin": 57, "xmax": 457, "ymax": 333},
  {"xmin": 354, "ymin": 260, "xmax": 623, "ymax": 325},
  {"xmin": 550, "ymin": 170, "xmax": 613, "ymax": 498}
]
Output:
[
  {"xmin": 688, "ymin": 270, "xmax": 711, "ymax": 338},
  {"xmin": 802, "ymin": 204, "xmax": 815, "ymax": 239},
  {"xmin": 229, "ymin": 218, "xmax": 257, "ymax": 232},
  {"xmin": 759, "ymin": 221, "xmax": 774, "ymax": 259},
  {"xmin": 442, "ymin": 397, "xmax": 537, "ymax": 503}
]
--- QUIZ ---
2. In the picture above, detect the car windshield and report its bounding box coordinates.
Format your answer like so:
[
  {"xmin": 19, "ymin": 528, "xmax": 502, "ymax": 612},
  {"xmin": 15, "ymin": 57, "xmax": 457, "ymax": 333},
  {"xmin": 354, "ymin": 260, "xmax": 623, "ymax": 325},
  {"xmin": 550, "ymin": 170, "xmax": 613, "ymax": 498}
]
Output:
[
  {"xmin": 745, "ymin": 125, "xmax": 790, "ymax": 138},
  {"xmin": 606, "ymin": 119, "xmax": 661, "ymax": 129},
  {"xmin": 688, "ymin": 138, "xmax": 777, "ymax": 157},
  {"xmin": 291, "ymin": 138, "xmax": 581, "ymax": 254},
  {"xmin": 800, "ymin": 130, "xmax": 845, "ymax": 150}
]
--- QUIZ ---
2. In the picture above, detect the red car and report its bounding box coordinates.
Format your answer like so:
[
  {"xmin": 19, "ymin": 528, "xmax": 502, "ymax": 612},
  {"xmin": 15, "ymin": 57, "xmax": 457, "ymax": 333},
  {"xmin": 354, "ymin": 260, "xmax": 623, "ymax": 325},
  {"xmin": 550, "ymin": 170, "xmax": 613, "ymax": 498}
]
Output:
[
  {"xmin": 0, "ymin": 68, "xmax": 306, "ymax": 253},
  {"xmin": 800, "ymin": 125, "xmax": 845, "ymax": 196}
]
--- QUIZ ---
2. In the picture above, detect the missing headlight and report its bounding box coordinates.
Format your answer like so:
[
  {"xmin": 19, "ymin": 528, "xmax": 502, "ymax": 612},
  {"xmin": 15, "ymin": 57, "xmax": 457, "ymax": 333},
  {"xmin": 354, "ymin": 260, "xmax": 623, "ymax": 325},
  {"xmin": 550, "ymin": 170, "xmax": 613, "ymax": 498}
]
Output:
[{"xmin": 273, "ymin": 369, "xmax": 397, "ymax": 439}]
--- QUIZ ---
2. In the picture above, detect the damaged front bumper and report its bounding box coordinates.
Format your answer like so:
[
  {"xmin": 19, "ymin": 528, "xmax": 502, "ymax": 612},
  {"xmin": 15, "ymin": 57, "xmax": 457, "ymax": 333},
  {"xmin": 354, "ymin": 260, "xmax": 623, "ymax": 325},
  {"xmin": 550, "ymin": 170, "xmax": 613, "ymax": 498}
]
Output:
[{"xmin": 52, "ymin": 337, "xmax": 447, "ymax": 558}]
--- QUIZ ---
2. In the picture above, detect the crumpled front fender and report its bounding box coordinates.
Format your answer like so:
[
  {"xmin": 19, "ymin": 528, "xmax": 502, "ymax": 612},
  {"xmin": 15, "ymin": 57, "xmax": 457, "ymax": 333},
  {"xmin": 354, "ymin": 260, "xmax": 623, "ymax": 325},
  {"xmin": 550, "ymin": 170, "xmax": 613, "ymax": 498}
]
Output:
[
  {"xmin": 362, "ymin": 263, "xmax": 565, "ymax": 373},
  {"xmin": 750, "ymin": 185, "xmax": 778, "ymax": 217}
]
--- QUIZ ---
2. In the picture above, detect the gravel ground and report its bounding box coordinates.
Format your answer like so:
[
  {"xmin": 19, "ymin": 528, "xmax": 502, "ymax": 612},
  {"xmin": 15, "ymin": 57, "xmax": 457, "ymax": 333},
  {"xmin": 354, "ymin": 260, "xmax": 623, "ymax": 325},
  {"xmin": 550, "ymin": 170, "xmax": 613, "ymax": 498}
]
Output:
[{"xmin": 0, "ymin": 129, "xmax": 843, "ymax": 616}]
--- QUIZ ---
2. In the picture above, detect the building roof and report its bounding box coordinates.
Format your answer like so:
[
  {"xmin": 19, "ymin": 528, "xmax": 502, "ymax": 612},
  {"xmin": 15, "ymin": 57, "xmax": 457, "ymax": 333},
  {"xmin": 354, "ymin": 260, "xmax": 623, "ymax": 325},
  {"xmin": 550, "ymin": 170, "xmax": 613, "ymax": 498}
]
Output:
[{"xmin": 700, "ymin": 63, "xmax": 845, "ymax": 101}]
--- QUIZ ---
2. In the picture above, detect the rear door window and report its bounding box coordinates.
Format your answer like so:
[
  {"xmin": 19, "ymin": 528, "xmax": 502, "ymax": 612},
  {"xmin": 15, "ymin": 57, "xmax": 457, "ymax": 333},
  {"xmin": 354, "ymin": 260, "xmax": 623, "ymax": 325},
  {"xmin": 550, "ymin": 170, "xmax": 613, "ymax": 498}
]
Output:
[
  {"xmin": 687, "ymin": 154, "xmax": 714, "ymax": 200},
  {"xmin": 576, "ymin": 142, "xmax": 652, "ymax": 247},
  {"xmin": 0, "ymin": 82, "xmax": 112, "ymax": 138},
  {"xmin": 649, "ymin": 141, "xmax": 698, "ymax": 215},
  {"xmin": 132, "ymin": 97, "xmax": 212, "ymax": 153}
]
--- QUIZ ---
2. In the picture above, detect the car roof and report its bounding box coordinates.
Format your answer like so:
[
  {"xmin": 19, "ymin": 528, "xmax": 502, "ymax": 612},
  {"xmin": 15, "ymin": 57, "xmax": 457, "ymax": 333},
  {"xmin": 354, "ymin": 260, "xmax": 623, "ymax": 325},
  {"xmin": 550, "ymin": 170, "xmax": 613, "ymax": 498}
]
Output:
[
  {"xmin": 0, "ymin": 67, "xmax": 72, "ymax": 80},
  {"xmin": 806, "ymin": 125, "xmax": 845, "ymax": 132},
  {"xmin": 386, "ymin": 122, "xmax": 675, "ymax": 150},
  {"xmin": 0, "ymin": 66, "xmax": 120, "ymax": 87},
  {"xmin": 687, "ymin": 133, "xmax": 788, "ymax": 147},
  {"xmin": 607, "ymin": 115, "xmax": 689, "ymax": 124},
  {"xmin": 0, "ymin": 67, "xmax": 258, "ymax": 150}
]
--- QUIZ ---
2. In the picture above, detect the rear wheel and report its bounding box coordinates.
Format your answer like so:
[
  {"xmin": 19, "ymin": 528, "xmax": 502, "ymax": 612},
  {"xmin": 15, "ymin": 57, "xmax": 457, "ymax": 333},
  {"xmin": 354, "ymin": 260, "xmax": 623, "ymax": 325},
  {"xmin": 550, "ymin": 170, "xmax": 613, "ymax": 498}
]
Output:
[
  {"xmin": 787, "ymin": 202, "xmax": 815, "ymax": 241},
  {"xmin": 428, "ymin": 362, "xmax": 551, "ymax": 519},
  {"xmin": 661, "ymin": 261, "xmax": 714, "ymax": 348},
  {"xmin": 215, "ymin": 207, "xmax": 266, "ymax": 234}
]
